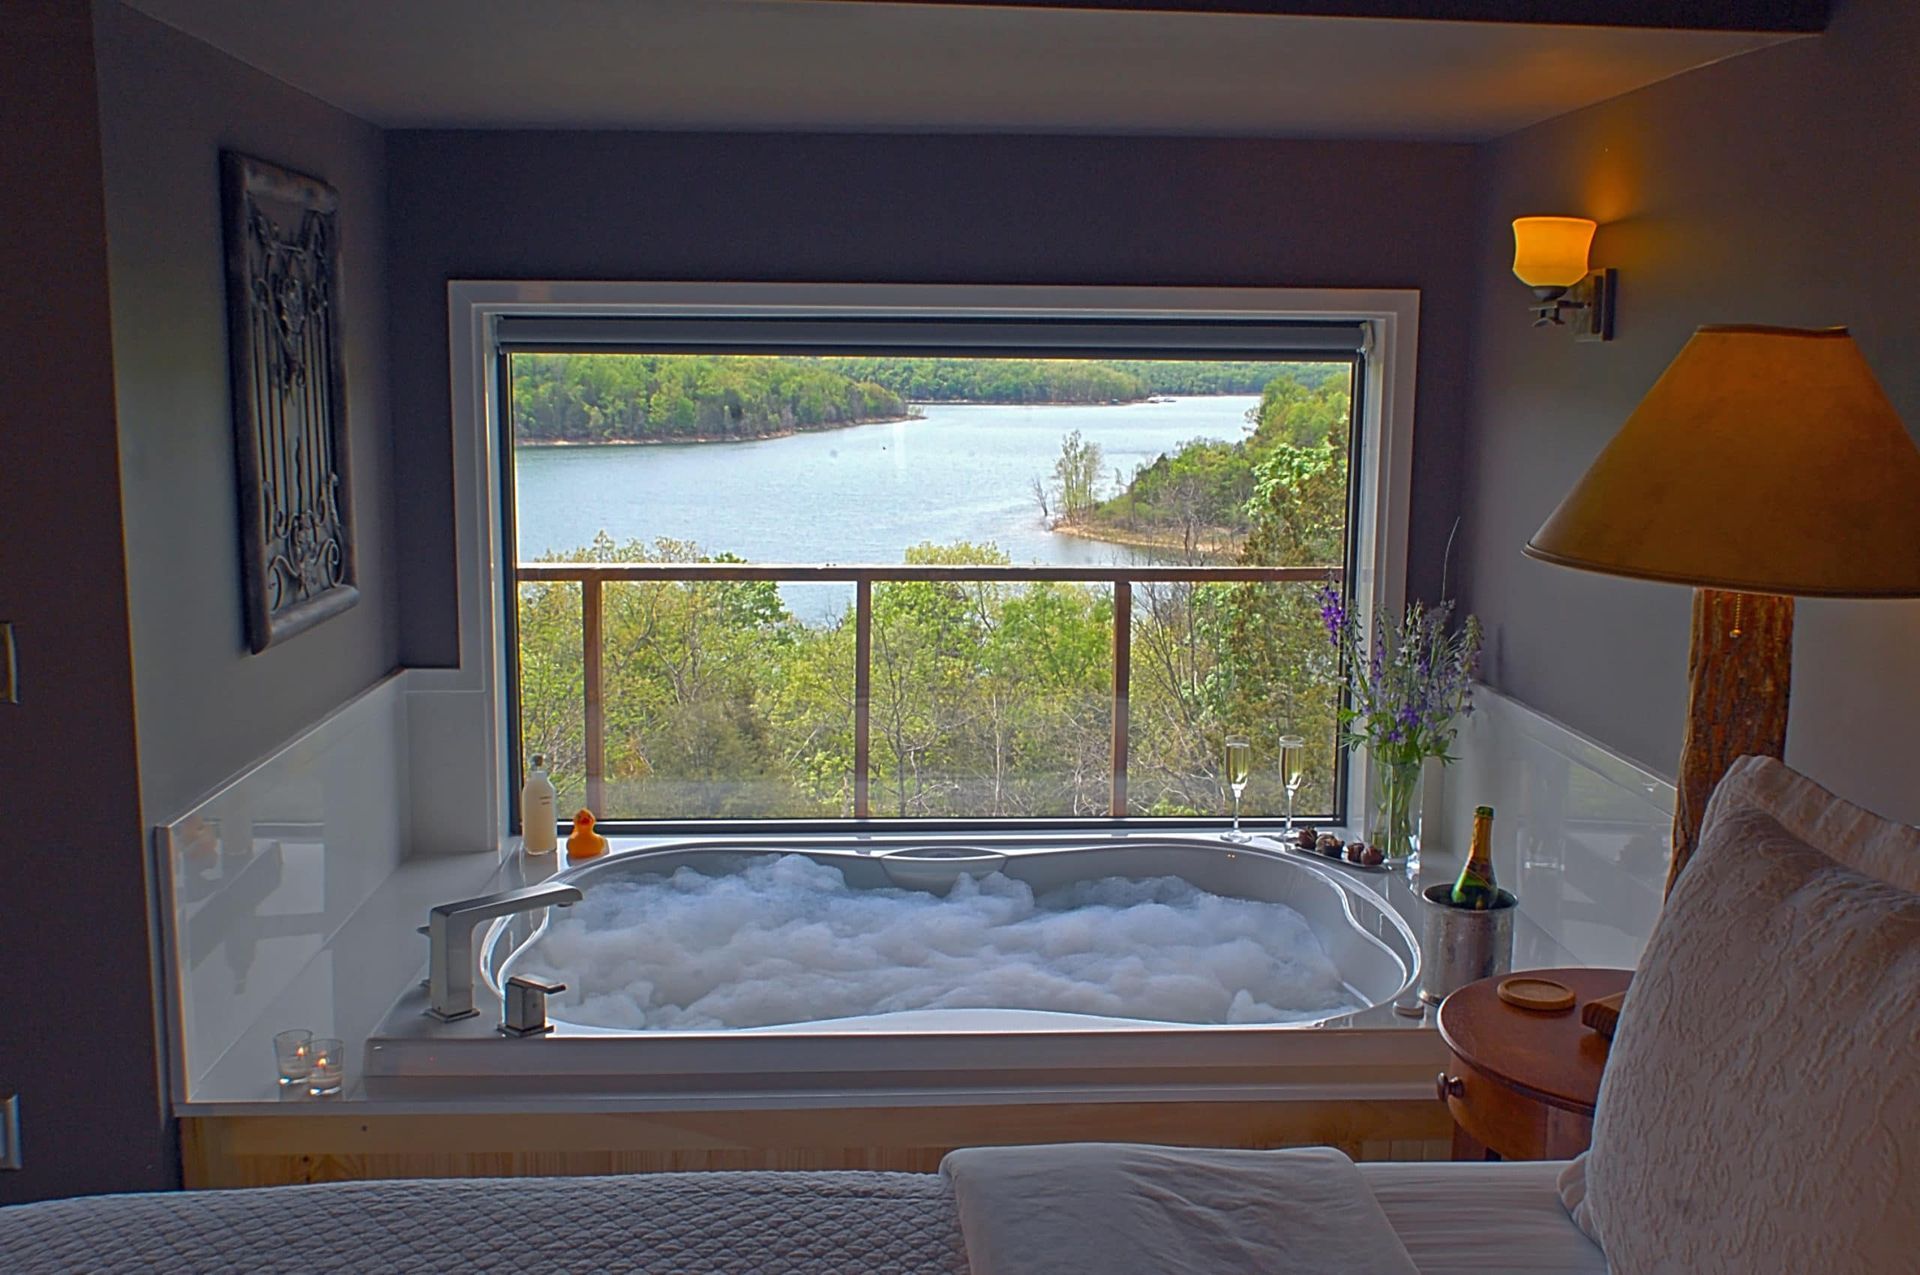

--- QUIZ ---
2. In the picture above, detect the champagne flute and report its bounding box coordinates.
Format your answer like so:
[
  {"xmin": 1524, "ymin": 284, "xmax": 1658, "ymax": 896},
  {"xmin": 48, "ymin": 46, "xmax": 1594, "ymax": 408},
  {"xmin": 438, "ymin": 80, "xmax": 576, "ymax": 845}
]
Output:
[
  {"xmin": 1223, "ymin": 736, "xmax": 1252, "ymax": 843},
  {"xmin": 1277, "ymin": 733, "xmax": 1306, "ymax": 832}
]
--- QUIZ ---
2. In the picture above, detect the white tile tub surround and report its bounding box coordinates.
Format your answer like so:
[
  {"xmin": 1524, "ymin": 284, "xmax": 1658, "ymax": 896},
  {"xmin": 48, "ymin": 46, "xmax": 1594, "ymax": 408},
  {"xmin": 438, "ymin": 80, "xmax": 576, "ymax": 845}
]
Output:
[
  {"xmin": 156, "ymin": 670, "xmax": 1664, "ymax": 1109},
  {"xmin": 189, "ymin": 852, "xmax": 512, "ymax": 1105},
  {"xmin": 1422, "ymin": 684, "xmax": 1673, "ymax": 971},
  {"xmin": 155, "ymin": 672, "xmax": 507, "ymax": 1105}
]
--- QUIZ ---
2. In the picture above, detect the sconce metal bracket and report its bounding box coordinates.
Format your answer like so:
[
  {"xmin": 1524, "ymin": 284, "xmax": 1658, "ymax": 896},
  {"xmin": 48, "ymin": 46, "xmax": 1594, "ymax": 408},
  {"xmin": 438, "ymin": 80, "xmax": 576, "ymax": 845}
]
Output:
[{"xmin": 1530, "ymin": 268, "xmax": 1616, "ymax": 342}]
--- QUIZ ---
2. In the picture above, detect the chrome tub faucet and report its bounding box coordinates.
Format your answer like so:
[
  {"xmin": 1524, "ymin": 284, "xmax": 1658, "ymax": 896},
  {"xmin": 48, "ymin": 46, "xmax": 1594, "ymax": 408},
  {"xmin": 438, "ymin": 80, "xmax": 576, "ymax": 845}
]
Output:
[
  {"xmin": 501, "ymin": 974, "xmax": 566, "ymax": 1037},
  {"xmin": 426, "ymin": 882, "xmax": 583, "ymax": 1021}
]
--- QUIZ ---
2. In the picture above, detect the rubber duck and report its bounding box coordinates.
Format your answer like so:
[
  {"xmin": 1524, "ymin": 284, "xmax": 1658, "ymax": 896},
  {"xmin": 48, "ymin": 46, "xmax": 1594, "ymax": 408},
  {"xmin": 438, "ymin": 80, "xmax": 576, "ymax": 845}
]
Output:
[{"xmin": 566, "ymin": 808, "xmax": 608, "ymax": 860}]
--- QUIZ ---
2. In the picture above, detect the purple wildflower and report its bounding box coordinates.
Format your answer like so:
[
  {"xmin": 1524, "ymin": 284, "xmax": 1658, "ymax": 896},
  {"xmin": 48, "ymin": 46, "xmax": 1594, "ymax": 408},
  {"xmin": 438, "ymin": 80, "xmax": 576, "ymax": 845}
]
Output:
[
  {"xmin": 1317, "ymin": 584, "xmax": 1347, "ymax": 642},
  {"xmin": 1322, "ymin": 586, "xmax": 1482, "ymax": 768}
]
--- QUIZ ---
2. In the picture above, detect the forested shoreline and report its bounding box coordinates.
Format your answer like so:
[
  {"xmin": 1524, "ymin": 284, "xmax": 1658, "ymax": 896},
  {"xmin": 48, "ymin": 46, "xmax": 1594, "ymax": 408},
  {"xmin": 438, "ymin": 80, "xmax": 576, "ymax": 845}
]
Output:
[
  {"xmin": 511, "ymin": 353, "xmax": 1345, "ymax": 445},
  {"xmin": 1057, "ymin": 373, "xmax": 1353, "ymax": 559},
  {"xmin": 512, "ymin": 355, "xmax": 910, "ymax": 445}
]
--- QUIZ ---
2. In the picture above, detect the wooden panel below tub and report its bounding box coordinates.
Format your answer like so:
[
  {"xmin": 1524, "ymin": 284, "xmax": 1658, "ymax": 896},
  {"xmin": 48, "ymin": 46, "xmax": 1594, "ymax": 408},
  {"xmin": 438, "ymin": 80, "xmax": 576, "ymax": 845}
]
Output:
[{"xmin": 180, "ymin": 1099, "xmax": 1453, "ymax": 1188}]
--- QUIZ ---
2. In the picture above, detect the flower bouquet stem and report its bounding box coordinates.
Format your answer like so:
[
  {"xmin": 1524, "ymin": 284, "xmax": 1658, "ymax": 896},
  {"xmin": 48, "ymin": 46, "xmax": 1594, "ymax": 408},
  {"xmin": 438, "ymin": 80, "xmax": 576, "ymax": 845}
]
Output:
[{"xmin": 1371, "ymin": 753, "xmax": 1424, "ymax": 874}]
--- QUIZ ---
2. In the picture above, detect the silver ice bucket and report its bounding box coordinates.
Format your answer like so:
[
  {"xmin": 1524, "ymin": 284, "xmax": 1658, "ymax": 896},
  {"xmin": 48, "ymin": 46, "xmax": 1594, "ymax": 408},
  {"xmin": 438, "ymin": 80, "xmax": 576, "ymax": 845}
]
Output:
[{"xmin": 1418, "ymin": 883, "xmax": 1516, "ymax": 1005}]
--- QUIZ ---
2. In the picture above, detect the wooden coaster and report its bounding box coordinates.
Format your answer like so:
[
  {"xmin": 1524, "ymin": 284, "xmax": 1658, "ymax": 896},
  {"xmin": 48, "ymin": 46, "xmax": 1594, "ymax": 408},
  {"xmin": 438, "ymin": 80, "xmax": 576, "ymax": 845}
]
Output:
[{"xmin": 1497, "ymin": 976, "xmax": 1577, "ymax": 1013}]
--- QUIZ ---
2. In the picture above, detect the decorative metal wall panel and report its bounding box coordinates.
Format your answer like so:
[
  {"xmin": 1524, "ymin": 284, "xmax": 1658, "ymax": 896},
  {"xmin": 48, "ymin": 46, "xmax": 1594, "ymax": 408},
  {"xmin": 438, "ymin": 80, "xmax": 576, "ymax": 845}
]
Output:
[{"xmin": 221, "ymin": 151, "xmax": 358, "ymax": 653}]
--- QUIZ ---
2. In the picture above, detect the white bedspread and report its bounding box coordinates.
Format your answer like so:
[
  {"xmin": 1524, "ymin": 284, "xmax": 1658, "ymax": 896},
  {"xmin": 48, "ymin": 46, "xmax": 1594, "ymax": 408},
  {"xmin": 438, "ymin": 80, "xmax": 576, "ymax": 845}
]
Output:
[
  {"xmin": 943, "ymin": 1143, "xmax": 1420, "ymax": 1275},
  {"xmin": 0, "ymin": 1157, "xmax": 1602, "ymax": 1274},
  {"xmin": 0, "ymin": 1171, "xmax": 969, "ymax": 1274}
]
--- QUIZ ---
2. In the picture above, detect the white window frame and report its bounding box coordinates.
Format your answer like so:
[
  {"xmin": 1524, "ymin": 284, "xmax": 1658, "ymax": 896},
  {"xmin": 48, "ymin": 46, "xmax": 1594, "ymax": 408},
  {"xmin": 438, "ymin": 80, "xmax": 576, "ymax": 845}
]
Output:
[{"xmin": 429, "ymin": 282, "xmax": 1419, "ymax": 854}]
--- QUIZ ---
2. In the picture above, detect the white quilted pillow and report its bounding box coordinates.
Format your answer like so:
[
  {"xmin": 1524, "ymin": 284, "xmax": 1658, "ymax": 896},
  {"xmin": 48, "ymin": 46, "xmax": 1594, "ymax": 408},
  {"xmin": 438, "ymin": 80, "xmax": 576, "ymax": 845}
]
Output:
[
  {"xmin": 1557, "ymin": 769, "xmax": 1920, "ymax": 1274},
  {"xmin": 1707, "ymin": 755, "xmax": 1920, "ymax": 892}
]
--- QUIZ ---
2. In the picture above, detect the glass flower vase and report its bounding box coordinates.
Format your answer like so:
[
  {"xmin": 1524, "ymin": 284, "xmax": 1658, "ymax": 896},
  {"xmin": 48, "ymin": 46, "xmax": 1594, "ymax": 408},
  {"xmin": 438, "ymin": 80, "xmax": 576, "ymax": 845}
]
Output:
[{"xmin": 1369, "ymin": 753, "xmax": 1424, "ymax": 877}]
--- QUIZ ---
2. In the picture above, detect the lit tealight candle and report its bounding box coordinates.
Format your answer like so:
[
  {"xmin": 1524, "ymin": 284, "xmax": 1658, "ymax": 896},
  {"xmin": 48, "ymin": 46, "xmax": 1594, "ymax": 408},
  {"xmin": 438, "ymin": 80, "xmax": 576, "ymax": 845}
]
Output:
[
  {"xmin": 306, "ymin": 1036, "xmax": 345, "ymax": 1098},
  {"xmin": 272, "ymin": 1028, "xmax": 314, "ymax": 1088}
]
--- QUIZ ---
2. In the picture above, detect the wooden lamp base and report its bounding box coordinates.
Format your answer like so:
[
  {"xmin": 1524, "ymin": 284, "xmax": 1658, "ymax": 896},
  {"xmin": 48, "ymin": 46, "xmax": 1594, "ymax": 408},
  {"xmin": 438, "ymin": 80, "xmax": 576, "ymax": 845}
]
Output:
[{"xmin": 1668, "ymin": 588, "xmax": 1793, "ymax": 895}]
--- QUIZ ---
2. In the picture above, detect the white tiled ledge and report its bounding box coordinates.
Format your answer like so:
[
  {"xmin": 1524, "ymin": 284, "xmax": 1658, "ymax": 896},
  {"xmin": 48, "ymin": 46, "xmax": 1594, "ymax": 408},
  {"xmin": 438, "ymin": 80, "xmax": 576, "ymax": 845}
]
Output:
[
  {"xmin": 181, "ymin": 1076, "xmax": 1451, "ymax": 1119},
  {"xmin": 1426, "ymin": 684, "xmax": 1673, "ymax": 972},
  {"xmin": 185, "ymin": 850, "xmax": 511, "ymax": 1108}
]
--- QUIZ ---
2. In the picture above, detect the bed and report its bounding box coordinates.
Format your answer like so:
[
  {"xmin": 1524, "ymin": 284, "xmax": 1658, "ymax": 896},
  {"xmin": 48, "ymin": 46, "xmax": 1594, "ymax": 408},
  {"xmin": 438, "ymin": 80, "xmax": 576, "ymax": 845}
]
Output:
[
  {"xmin": 3, "ymin": 756, "xmax": 1913, "ymax": 1274},
  {"xmin": 0, "ymin": 1159, "xmax": 1599, "ymax": 1274}
]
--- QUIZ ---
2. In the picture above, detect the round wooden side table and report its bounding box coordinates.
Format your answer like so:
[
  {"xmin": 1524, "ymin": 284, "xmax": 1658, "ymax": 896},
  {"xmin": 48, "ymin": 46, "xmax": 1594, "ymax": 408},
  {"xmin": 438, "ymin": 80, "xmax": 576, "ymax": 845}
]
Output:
[{"xmin": 1435, "ymin": 966, "xmax": 1633, "ymax": 1161}]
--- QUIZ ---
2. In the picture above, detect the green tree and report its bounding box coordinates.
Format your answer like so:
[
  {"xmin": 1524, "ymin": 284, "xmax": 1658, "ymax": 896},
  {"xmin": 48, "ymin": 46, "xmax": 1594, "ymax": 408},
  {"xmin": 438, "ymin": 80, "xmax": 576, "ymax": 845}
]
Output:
[
  {"xmin": 518, "ymin": 534, "xmax": 832, "ymax": 819},
  {"xmin": 1052, "ymin": 430, "xmax": 1105, "ymax": 519}
]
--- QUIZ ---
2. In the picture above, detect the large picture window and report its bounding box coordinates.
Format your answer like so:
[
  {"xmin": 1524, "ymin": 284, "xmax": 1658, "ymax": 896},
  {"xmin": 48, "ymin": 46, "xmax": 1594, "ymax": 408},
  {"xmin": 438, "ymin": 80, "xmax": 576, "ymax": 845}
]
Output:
[{"xmin": 497, "ymin": 312, "xmax": 1371, "ymax": 833}]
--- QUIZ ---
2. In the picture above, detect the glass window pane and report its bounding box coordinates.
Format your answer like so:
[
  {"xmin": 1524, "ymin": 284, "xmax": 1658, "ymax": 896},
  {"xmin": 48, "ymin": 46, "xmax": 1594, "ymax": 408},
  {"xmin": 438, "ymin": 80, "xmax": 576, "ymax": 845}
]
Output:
[{"xmin": 508, "ymin": 352, "xmax": 1355, "ymax": 826}]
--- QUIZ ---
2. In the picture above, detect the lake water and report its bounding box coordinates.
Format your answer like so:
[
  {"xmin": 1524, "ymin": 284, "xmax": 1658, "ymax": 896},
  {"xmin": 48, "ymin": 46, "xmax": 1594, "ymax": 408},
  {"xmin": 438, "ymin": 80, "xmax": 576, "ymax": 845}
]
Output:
[{"xmin": 514, "ymin": 395, "xmax": 1257, "ymax": 622}]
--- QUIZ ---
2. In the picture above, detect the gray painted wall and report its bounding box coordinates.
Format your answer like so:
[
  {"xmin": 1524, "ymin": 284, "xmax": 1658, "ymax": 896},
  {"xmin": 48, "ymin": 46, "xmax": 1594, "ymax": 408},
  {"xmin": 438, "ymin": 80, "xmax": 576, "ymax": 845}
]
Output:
[
  {"xmin": 1461, "ymin": 0, "xmax": 1920, "ymax": 822},
  {"xmin": 95, "ymin": 2, "xmax": 399, "ymax": 828},
  {"xmin": 385, "ymin": 130, "xmax": 1482, "ymax": 664},
  {"xmin": 0, "ymin": 1, "xmax": 167, "ymax": 1203},
  {"xmin": 0, "ymin": 2, "xmax": 406, "ymax": 1200}
]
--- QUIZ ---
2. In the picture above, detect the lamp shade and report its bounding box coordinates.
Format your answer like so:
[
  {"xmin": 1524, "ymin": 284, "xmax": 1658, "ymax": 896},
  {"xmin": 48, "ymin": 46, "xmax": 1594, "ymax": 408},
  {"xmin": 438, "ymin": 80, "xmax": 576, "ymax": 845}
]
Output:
[
  {"xmin": 1525, "ymin": 326, "xmax": 1920, "ymax": 597},
  {"xmin": 1511, "ymin": 216, "xmax": 1597, "ymax": 289}
]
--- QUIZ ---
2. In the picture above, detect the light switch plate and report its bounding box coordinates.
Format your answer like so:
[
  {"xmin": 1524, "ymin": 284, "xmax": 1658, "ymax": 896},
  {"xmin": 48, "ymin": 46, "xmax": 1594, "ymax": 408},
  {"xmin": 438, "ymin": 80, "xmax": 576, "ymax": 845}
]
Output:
[
  {"xmin": 0, "ymin": 1094, "xmax": 19, "ymax": 1170},
  {"xmin": 0, "ymin": 623, "xmax": 15, "ymax": 704}
]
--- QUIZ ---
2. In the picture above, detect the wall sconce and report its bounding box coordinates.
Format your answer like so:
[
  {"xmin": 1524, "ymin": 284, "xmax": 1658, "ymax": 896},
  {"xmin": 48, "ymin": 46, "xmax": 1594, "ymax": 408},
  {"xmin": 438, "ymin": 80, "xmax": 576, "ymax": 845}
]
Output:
[{"xmin": 1512, "ymin": 216, "xmax": 1615, "ymax": 341}]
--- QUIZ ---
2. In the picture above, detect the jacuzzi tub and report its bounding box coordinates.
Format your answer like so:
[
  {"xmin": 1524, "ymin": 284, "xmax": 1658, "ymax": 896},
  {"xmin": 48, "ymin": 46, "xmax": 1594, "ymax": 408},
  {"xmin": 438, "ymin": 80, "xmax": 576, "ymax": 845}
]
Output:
[{"xmin": 364, "ymin": 835, "xmax": 1423, "ymax": 1101}]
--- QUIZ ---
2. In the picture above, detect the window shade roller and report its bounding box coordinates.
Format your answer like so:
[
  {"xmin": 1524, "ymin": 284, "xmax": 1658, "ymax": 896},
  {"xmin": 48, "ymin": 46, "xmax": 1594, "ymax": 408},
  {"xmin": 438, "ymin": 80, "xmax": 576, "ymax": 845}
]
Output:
[{"xmin": 495, "ymin": 315, "xmax": 1367, "ymax": 358}]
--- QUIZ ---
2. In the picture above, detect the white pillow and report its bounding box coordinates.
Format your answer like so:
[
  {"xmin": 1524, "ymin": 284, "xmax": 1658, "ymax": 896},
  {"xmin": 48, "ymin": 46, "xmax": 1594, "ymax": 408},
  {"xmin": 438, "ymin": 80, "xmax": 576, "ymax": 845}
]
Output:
[
  {"xmin": 1706, "ymin": 754, "xmax": 1920, "ymax": 892},
  {"xmin": 1558, "ymin": 762, "xmax": 1920, "ymax": 1274}
]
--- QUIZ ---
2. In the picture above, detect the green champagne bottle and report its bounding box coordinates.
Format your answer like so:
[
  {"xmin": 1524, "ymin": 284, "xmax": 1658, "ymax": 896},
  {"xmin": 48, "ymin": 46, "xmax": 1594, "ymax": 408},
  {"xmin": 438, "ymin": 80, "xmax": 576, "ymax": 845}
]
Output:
[{"xmin": 1451, "ymin": 805, "xmax": 1499, "ymax": 910}]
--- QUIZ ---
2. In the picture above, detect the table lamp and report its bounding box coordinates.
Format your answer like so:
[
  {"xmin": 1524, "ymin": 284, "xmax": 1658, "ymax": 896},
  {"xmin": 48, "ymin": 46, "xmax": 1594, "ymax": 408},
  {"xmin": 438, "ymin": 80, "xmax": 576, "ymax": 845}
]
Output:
[{"xmin": 1523, "ymin": 325, "xmax": 1920, "ymax": 892}]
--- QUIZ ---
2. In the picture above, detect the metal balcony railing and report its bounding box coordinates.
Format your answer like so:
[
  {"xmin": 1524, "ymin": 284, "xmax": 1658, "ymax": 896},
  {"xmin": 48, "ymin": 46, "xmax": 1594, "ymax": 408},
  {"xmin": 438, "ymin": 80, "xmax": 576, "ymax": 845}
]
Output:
[{"xmin": 515, "ymin": 561, "xmax": 1340, "ymax": 819}]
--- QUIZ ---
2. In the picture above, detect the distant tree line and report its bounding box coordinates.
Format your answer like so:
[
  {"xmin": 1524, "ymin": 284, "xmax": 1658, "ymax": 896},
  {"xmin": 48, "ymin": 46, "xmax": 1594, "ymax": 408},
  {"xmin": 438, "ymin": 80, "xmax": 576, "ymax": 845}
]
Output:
[
  {"xmin": 1110, "ymin": 361, "xmax": 1346, "ymax": 396},
  {"xmin": 820, "ymin": 358, "xmax": 1346, "ymax": 404},
  {"xmin": 512, "ymin": 354, "xmax": 1353, "ymax": 444},
  {"xmin": 821, "ymin": 358, "xmax": 1146, "ymax": 405},
  {"xmin": 512, "ymin": 354, "xmax": 908, "ymax": 444}
]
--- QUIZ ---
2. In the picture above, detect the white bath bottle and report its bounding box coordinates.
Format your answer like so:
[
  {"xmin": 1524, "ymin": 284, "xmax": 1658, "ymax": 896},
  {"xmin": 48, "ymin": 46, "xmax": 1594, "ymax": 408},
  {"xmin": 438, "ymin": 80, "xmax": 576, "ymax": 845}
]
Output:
[{"xmin": 522, "ymin": 755, "xmax": 558, "ymax": 854}]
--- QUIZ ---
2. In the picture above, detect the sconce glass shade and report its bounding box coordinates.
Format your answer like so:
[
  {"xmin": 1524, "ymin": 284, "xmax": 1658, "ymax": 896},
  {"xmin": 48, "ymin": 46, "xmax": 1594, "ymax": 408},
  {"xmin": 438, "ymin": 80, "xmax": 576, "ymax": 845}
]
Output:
[
  {"xmin": 1525, "ymin": 326, "xmax": 1920, "ymax": 597},
  {"xmin": 1511, "ymin": 216, "xmax": 1598, "ymax": 289}
]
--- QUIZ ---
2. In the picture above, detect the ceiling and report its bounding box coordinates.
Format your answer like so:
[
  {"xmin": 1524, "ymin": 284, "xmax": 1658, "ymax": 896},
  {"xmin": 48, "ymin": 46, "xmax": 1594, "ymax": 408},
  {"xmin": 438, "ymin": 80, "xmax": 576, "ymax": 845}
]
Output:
[{"xmin": 121, "ymin": 0, "xmax": 1795, "ymax": 141}]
